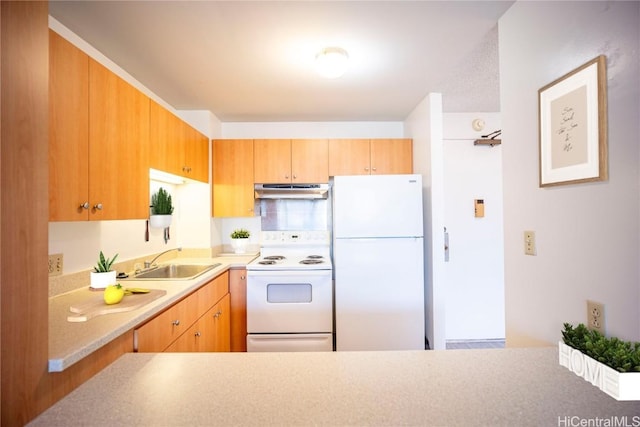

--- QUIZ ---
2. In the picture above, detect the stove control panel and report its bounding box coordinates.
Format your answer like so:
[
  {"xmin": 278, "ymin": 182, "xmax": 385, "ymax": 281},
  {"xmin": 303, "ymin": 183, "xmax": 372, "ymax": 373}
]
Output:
[{"xmin": 260, "ymin": 231, "xmax": 330, "ymax": 245}]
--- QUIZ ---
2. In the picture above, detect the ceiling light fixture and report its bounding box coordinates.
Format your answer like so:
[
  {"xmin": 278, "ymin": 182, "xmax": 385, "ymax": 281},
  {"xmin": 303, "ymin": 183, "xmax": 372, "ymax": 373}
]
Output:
[{"xmin": 315, "ymin": 47, "xmax": 349, "ymax": 79}]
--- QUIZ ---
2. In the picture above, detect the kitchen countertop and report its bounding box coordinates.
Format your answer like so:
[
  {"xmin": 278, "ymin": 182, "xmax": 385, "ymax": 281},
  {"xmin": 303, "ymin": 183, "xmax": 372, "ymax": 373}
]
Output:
[
  {"xmin": 30, "ymin": 348, "xmax": 640, "ymax": 426},
  {"xmin": 48, "ymin": 255, "xmax": 256, "ymax": 372}
]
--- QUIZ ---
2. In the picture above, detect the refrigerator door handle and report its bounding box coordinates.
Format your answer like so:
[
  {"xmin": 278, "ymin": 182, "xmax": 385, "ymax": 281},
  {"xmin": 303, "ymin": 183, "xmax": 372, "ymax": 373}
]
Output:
[{"xmin": 444, "ymin": 227, "xmax": 450, "ymax": 262}]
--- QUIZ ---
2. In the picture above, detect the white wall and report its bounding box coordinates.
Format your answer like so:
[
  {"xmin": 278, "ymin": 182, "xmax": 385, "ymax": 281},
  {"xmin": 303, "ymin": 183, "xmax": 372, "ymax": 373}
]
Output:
[
  {"xmin": 221, "ymin": 121, "xmax": 404, "ymax": 139},
  {"xmin": 404, "ymin": 93, "xmax": 445, "ymax": 349},
  {"xmin": 499, "ymin": 1, "xmax": 640, "ymax": 345},
  {"xmin": 443, "ymin": 113, "xmax": 504, "ymax": 341}
]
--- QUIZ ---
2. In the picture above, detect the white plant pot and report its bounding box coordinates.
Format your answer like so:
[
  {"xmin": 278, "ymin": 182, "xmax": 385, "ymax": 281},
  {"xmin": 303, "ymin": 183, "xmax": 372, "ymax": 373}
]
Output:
[
  {"xmin": 149, "ymin": 214, "xmax": 172, "ymax": 229},
  {"xmin": 559, "ymin": 341, "xmax": 640, "ymax": 401},
  {"xmin": 230, "ymin": 238, "xmax": 249, "ymax": 254},
  {"xmin": 90, "ymin": 270, "xmax": 117, "ymax": 290}
]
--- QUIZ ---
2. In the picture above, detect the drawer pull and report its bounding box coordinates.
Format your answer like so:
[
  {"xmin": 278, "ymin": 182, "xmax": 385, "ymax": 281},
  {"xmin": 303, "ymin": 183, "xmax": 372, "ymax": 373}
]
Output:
[{"xmin": 172, "ymin": 320, "xmax": 180, "ymax": 326}]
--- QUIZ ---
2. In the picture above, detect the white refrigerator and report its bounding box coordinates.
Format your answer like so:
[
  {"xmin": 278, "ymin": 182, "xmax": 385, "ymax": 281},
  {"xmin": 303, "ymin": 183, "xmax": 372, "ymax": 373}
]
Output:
[{"xmin": 333, "ymin": 174, "xmax": 425, "ymax": 351}]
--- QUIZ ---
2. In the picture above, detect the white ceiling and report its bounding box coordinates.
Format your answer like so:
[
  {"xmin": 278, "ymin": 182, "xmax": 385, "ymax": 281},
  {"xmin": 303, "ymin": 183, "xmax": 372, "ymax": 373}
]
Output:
[{"xmin": 49, "ymin": 1, "xmax": 514, "ymax": 122}]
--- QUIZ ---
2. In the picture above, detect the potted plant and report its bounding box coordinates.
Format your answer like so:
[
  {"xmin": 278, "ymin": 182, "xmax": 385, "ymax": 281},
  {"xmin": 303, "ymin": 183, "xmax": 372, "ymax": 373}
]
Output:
[
  {"xmin": 559, "ymin": 322, "xmax": 640, "ymax": 400},
  {"xmin": 149, "ymin": 187, "xmax": 174, "ymax": 228},
  {"xmin": 90, "ymin": 251, "xmax": 118, "ymax": 289},
  {"xmin": 230, "ymin": 228, "xmax": 250, "ymax": 254}
]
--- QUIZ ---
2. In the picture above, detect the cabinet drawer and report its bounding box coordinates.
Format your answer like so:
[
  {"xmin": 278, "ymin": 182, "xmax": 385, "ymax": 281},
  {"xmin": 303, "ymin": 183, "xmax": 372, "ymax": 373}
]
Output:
[
  {"xmin": 135, "ymin": 287, "xmax": 199, "ymax": 352},
  {"xmin": 196, "ymin": 271, "xmax": 229, "ymax": 314}
]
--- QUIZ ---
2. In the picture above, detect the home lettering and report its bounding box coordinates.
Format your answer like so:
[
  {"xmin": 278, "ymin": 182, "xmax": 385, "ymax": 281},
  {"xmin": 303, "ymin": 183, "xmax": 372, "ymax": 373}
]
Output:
[{"xmin": 559, "ymin": 342, "xmax": 620, "ymax": 399}]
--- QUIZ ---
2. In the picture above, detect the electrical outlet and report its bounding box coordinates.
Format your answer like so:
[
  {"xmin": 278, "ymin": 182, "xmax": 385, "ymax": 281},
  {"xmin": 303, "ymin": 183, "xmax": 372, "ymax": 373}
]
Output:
[
  {"xmin": 48, "ymin": 253, "xmax": 63, "ymax": 276},
  {"xmin": 524, "ymin": 230, "xmax": 536, "ymax": 256},
  {"xmin": 587, "ymin": 300, "xmax": 605, "ymax": 334}
]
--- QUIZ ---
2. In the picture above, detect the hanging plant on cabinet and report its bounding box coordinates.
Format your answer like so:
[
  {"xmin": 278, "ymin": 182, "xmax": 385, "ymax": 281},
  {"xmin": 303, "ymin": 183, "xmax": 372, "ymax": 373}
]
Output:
[{"xmin": 149, "ymin": 187, "xmax": 174, "ymax": 229}]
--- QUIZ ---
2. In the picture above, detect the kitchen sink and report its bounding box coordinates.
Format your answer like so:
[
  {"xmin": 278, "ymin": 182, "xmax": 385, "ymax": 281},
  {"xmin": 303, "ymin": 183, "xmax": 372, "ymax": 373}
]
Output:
[{"xmin": 125, "ymin": 263, "xmax": 221, "ymax": 280}]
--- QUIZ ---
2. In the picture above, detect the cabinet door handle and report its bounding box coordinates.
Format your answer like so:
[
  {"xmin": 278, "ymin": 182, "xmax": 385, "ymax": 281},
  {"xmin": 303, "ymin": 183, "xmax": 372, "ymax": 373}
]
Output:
[
  {"xmin": 93, "ymin": 203, "xmax": 103, "ymax": 210},
  {"xmin": 213, "ymin": 310, "xmax": 222, "ymax": 319},
  {"xmin": 293, "ymin": 174, "xmax": 297, "ymax": 180},
  {"xmin": 194, "ymin": 331, "xmax": 201, "ymax": 337},
  {"xmin": 172, "ymin": 319, "xmax": 180, "ymax": 326},
  {"xmin": 240, "ymin": 275, "xmax": 245, "ymax": 280},
  {"xmin": 372, "ymin": 167, "xmax": 377, "ymax": 172},
  {"xmin": 364, "ymin": 167, "xmax": 369, "ymax": 171},
  {"xmin": 79, "ymin": 202, "xmax": 89, "ymax": 210}
]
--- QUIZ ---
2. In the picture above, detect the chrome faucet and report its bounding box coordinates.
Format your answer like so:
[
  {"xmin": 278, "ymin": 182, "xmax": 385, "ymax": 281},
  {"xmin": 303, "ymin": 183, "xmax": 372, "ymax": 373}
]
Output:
[{"xmin": 144, "ymin": 247, "xmax": 182, "ymax": 269}]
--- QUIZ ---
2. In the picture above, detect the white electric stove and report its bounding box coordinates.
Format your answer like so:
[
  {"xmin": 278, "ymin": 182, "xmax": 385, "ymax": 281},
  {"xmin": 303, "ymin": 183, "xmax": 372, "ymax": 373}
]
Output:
[{"xmin": 246, "ymin": 230, "xmax": 333, "ymax": 352}]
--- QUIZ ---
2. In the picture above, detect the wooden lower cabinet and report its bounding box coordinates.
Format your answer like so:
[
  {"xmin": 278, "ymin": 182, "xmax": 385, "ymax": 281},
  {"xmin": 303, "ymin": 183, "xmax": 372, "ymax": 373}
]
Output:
[
  {"xmin": 165, "ymin": 294, "xmax": 230, "ymax": 352},
  {"xmin": 229, "ymin": 268, "xmax": 247, "ymax": 352},
  {"xmin": 134, "ymin": 271, "xmax": 230, "ymax": 352}
]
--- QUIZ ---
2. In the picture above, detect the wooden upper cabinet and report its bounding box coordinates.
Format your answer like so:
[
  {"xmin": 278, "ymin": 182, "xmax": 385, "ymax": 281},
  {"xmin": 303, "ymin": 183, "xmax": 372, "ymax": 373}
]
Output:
[
  {"xmin": 328, "ymin": 139, "xmax": 371, "ymax": 176},
  {"xmin": 254, "ymin": 139, "xmax": 291, "ymax": 183},
  {"xmin": 291, "ymin": 139, "xmax": 329, "ymax": 183},
  {"xmin": 149, "ymin": 101, "xmax": 209, "ymax": 183},
  {"xmin": 183, "ymin": 123, "xmax": 209, "ymax": 183},
  {"xmin": 254, "ymin": 139, "xmax": 328, "ymax": 183},
  {"xmin": 49, "ymin": 31, "xmax": 150, "ymax": 221},
  {"xmin": 149, "ymin": 100, "xmax": 182, "ymax": 177},
  {"xmin": 328, "ymin": 138, "xmax": 413, "ymax": 176},
  {"xmin": 370, "ymin": 138, "xmax": 413, "ymax": 175},
  {"xmin": 212, "ymin": 139, "xmax": 255, "ymax": 217},
  {"xmin": 89, "ymin": 59, "xmax": 150, "ymax": 220},
  {"xmin": 49, "ymin": 30, "xmax": 90, "ymax": 221}
]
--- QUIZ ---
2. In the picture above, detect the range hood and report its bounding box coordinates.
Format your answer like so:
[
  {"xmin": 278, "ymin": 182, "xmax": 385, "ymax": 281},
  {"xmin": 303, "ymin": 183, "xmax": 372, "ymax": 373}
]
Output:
[{"xmin": 254, "ymin": 183, "xmax": 329, "ymax": 200}]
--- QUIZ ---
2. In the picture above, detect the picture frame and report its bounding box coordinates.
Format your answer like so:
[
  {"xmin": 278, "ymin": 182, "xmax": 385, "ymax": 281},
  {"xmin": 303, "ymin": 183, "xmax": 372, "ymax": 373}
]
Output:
[{"xmin": 538, "ymin": 55, "xmax": 608, "ymax": 187}]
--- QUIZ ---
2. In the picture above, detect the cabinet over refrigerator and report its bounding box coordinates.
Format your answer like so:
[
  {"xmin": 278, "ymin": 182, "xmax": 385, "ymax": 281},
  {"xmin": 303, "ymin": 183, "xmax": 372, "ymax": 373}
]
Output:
[{"xmin": 333, "ymin": 174, "xmax": 425, "ymax": 351}]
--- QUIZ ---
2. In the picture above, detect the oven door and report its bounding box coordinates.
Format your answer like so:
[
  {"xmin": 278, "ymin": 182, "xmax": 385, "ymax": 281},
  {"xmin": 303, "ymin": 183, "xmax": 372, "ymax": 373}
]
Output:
[{"xmin": 246, "ymin": 270, "xmax": 333, "ymax": 334}]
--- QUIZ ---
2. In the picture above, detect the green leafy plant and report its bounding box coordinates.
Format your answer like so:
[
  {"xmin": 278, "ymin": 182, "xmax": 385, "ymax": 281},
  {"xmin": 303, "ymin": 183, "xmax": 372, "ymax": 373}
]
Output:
[
  {"xmin": 94, "ymin": 251, "xmax": 118, "ymax": 273},
  {"xmin": 562, "ymin": 323, "xmax": 640, "ymax": 373},
  {"xmin": 230, "ymin": 228, "xmax": 250, "ymax": 239},
  {"xmin": 151, "ymin": 187, "xmax": 174, "ymax": 215}
]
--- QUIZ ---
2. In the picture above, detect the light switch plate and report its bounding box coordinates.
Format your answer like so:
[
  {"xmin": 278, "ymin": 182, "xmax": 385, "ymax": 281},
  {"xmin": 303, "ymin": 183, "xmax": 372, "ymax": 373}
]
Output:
[{"xmin": 524, "ymin": 231, "xmax": 536, "ymax": 256}]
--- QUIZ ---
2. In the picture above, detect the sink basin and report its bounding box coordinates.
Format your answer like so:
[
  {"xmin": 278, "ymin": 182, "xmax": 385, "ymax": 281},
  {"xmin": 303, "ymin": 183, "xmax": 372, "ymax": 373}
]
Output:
[{"xmin": 125, "ymin": 263, "xmax": 221, "ymax": 280}]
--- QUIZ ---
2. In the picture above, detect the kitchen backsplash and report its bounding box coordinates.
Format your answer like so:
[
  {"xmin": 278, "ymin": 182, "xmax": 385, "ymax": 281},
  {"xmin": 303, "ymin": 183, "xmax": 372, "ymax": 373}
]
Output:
[{"xmin": 259, "ymin": 199, "xmax": 330, "ymax": 231}]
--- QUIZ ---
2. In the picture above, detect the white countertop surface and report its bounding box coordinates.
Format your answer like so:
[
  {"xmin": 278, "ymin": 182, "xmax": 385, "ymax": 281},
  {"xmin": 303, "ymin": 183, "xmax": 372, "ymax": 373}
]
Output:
[
  {"xmin": 30, "ymin": 348, "xmax": 640, "ymax": 426},
  {"xmin": 48, "ymin": 256, "xmax": 256, "ymax": 372}
]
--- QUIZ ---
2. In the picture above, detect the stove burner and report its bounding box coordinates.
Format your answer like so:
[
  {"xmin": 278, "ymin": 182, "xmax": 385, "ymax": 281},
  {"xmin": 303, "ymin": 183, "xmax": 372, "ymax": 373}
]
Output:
[
  {"xmin": 306, "ymin": 255, "xmax": 324, "ymax": 259},
  {"xmin": 264, "ymin": 255, "xmax": 285, "ymax": 261},
  {"xmin": 258, "ymin": 260, "xmax": 276, "ymax": 265},
  {"xmin": 300, "ymin": 259, "xmax": 324, "ymax": 265}
]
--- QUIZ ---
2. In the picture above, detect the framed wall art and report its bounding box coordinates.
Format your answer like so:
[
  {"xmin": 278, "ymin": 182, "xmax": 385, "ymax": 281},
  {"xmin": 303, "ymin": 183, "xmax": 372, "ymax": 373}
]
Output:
[{"xmin": 538, "ymin": 55, "xmax": 608, "ymax": 187}]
